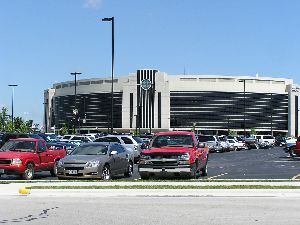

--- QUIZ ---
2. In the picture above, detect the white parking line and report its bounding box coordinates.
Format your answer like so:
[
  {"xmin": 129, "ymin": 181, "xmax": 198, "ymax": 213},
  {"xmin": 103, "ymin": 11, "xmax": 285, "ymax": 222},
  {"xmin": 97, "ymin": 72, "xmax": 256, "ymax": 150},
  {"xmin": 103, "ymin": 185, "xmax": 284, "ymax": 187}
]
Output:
[
  {"xmin": 292, "ymin": 174, "xmax": 300, "ymax": 180},
  {"xmin": 207, "ymin": 173, "xmax": 228, "ymax": 180}
]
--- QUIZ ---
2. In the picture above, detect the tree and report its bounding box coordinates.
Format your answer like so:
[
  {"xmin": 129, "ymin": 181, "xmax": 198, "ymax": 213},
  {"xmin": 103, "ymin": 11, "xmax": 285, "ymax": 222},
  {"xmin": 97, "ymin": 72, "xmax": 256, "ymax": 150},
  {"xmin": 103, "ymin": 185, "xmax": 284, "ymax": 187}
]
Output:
[
  {"xmin": 228, "ymin": 129, "xmax": 237, "ymax": 136},
  {"xmin": 250, "ymin": 128, "xmax": 257, "ymax": 136}
]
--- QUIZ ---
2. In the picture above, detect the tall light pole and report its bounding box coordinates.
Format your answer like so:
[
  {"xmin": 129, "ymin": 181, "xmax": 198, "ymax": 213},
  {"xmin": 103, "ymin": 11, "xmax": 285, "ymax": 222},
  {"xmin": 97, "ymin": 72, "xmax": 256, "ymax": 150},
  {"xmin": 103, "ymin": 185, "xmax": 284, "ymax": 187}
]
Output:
[
  {"xmin": 70, "ymin": 72, "xmax": 81, "ymax": 134},
  {"xmin": 8, "ymin": 84, "xmax": 18, "ymax": 131},
  {"xmin": 102, "ymin": 16, "xmax": 114, "ymax": 134},
  {"xmin": 238, "ymin": 80, "xmax": 246, "ymax": 137}
]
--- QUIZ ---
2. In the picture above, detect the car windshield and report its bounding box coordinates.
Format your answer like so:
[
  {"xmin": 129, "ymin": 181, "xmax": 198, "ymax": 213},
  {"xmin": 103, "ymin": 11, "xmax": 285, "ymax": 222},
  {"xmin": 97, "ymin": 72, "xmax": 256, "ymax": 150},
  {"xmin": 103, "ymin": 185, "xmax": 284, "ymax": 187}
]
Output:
[
  {"xmin": 197, "ymin": 136, "xmax": 215, "ymax": 142},
  {"xmin": 71, "ymin": 144, "xmax": 108, "ymax": 155},
  {"xmin": 152, "ymin": 135, "xmax": 194, "ymax": 148},
  {"xmin": 0, "ymin": 141, "xmax": 36, "ymax": 152},
  {"xmin": 133, "ymin": 136, "xmax": 143, "ymax": 144}
]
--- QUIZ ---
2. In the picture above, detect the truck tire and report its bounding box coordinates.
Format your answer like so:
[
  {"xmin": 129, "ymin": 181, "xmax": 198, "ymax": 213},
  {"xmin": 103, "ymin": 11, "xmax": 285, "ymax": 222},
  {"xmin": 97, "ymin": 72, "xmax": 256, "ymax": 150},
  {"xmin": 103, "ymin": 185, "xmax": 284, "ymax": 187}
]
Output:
[
  {"xmin": 201, "ymin": 159, "xmax": 208, "ymax": 176},
  {"xmin": 22, "ymin": 163, "xmax": 34, "ymax": 180},
  {"xmin": 190, "ymin": 164, "xmax": 197, "ymax": 179},
  {"xmin": 50, "ymin": 160, "xmax": 58, "ymax": 177},
  {"xmin": 140, "ymin": 173, "xmax": 149, "ymax": 180}
]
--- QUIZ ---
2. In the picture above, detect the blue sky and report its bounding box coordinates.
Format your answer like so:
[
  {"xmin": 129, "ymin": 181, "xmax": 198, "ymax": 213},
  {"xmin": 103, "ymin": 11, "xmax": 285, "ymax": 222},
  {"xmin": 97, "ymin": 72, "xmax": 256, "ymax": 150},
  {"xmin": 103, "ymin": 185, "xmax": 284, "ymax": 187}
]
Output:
[{"xmin": 1, "ymin": 0, "xmax": 300, "ymax": 126}]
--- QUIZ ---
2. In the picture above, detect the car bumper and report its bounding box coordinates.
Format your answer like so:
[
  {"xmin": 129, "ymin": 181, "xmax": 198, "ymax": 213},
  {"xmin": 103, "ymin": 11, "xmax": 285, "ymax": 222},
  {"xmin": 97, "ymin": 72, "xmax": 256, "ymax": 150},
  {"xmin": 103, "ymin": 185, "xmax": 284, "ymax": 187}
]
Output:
[
  {"xmin": 57, "ymin": 166, "xmax": 101, "ymax": 179},
  {"xmin": 138, "ymin": 165, "xmax": 192, "ymax": 177},
  {"xmin": 0, "ymin": 165, "xmax": 25, "ymax": 175}
]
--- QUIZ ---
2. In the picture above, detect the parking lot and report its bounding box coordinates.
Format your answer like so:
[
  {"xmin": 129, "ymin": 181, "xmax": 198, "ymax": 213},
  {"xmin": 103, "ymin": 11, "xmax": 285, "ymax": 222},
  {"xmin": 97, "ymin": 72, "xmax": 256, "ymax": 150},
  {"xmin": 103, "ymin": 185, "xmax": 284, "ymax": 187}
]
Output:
[{"xmin": 1, "ymin": 146, "xmax": 299, "ymax": 181}]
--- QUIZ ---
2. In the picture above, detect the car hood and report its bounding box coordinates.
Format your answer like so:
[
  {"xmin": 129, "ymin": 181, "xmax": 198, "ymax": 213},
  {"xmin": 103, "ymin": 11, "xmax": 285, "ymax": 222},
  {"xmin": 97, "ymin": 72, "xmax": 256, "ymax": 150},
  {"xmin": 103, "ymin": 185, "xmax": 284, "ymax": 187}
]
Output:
[
  {"xmin": 62, "ymin": 154, "xmax": 106, "ymax": 163},
  {"xmin": 0, "ymin": 151, "xmax": 35, "ymax": 159},
  {"xmin": 142, "ymin": 147, "xmax": 193, "ymax": 156}
]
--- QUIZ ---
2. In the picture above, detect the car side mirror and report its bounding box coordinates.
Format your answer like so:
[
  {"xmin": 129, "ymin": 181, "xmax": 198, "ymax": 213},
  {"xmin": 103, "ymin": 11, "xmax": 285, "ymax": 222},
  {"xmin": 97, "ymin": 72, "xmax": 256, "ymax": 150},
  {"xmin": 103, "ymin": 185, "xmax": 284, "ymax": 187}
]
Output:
[
  {"xmin": 198, "ymin": 143, "xmax": 205, "ymax": 148},
  {"xmin": 110, "ymin": 150, "xmax": 118, "ymax": 156}
]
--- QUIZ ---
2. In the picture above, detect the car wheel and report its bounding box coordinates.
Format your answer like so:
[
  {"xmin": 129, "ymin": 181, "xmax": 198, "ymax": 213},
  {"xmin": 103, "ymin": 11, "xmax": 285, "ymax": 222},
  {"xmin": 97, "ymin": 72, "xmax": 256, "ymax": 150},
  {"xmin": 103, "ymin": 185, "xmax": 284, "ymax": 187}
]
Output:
[
  {"xmin": 289, "ymin": 147, "xmax": 296, "ymax": 158},
  {"xmin": 124, "ymin": 162, "xmax": 133, "ymax": 177},
  {"xmin": 50, "ymin": 160, "xmax": 58, "ymax": 177},
  {"xmin": 101, "ymin": 165, "xmax": 111, "ymax": 180},
  {"xmin": 201, "ymin": 159, "xmax": 208, "ymax": 176},
  {"xmin": 140, "ymin": 173, "xmax": 150, "ymax": 180},
  {"xmin": 22, "ymin": 163, "xmax": 34, "ymax": 180}
]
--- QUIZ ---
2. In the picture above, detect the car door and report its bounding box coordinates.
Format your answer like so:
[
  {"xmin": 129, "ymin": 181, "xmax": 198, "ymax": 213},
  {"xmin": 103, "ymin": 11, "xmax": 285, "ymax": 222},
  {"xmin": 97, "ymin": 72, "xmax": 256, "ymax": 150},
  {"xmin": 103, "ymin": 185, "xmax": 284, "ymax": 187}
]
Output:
[
  {"xmin": 108, "ymin": 144, "xmax": 122, "ymax": 175},
  {"xmin": 115, "ymin": 144, "xmax": 128, "ymax": 171},
  {"xmin": 37, "ymin": 140, "xmax": 51, "ymax": 169}
]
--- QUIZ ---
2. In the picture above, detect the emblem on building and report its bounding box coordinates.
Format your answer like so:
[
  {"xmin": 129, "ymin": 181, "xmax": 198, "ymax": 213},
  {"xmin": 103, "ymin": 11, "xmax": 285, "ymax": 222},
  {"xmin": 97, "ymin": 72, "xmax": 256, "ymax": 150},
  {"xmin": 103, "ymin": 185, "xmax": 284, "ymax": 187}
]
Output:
[{"xmin": 141, "ymin": 79, "xmax": 152, "ymax": 91}]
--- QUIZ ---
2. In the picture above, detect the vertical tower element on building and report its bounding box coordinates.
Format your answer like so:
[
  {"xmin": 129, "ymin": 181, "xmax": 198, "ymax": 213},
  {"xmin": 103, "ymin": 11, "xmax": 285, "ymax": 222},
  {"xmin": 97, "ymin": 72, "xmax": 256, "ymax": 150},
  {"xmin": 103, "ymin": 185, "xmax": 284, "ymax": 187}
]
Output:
[{"xmin": 136, "ymin": 69, "xmax": 157, "ymax": 132}]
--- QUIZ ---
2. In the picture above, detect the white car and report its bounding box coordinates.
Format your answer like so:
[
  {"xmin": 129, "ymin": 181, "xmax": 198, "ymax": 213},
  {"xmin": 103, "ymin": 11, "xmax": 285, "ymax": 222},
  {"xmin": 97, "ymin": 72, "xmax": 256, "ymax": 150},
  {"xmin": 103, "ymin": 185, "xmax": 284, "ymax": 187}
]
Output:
[
  {"xmin": 94, "ymin": 135, "xmax": 141, "ymax": 162},
  {"xmin": 227, "ymin": 139, "xmax": 247, "ymax": 151}
]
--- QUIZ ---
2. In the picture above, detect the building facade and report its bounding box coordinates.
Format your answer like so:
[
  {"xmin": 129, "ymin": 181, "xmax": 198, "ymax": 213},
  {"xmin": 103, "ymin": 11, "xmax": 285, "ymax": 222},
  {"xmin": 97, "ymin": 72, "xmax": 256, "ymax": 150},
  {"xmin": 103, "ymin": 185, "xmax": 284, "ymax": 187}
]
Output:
[{"xmin": 44, "ymin": 69, "xmax": 300, "ymax": 136}]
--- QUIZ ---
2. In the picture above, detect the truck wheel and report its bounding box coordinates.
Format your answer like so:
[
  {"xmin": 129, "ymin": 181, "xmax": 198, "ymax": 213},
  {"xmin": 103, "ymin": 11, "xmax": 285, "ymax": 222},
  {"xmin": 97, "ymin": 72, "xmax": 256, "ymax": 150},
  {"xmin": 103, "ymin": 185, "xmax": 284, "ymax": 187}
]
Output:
[
  {"xmin": 201, "ymin": 160, "xmax": 208, "ymax": 176},
  {"xmin": 124, "ymin": 161, "xmax": 133, "ymax": 178},
  {"xmin": 50, "ymin": 161, "xmax": 58, "ymax": 177},
  {"xmin": 140, "ymin": 173, "xmax": 149, "ymax": 180},
  {"xmin": 22, "ymin": 163, "xmax": 34, "ymax": 180},
  {"xmin": 190, "ymin": 164, "xmax": 197, "ymax": 179},
  {"xmin": 101, "ymin": 165, "xmax": 111, "ymax": 180}
]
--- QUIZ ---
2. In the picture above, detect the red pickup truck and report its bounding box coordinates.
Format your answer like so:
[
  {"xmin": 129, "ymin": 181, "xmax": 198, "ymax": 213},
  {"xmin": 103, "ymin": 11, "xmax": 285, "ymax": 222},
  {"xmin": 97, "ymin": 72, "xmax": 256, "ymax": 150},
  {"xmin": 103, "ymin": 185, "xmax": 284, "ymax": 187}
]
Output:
[
  {"xmin": 138, "ymin": 131, "xmax": 209, "ymax": 179},
  {"xmin": 0, "ymin": 138, "xmax": 66, "ymax": 180}
]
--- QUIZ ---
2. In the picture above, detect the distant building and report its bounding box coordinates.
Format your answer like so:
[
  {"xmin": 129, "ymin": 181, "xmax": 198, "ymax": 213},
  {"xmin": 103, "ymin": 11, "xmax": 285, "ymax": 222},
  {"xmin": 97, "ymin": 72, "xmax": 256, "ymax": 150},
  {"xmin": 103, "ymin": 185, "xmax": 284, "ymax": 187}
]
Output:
[{"xmin": 44, "ymin": 69, "xmax": 300, "ymax": 136}]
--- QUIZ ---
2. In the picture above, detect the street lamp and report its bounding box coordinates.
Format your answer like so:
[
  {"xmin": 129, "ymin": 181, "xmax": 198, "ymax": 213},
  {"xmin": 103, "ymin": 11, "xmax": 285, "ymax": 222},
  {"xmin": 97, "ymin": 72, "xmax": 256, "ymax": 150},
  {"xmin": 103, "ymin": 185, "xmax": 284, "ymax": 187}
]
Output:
[
  {"xmin": 238, "ymin": 79, "xmax": 246, "ymax": 137},
  {"xmin": 102, "ymin": 16, "xmax": 114, "ymax": 134},
  {"xmin": 8, "ymin": 84, "xmax": 18, "ymax": 131},
  {"xmin": 70, "ymin": 72, "xmax": 81, "ymax": 134},
  {"xmin": 43, "ymin": 100, "xmax": 49, "ymax": 133}
]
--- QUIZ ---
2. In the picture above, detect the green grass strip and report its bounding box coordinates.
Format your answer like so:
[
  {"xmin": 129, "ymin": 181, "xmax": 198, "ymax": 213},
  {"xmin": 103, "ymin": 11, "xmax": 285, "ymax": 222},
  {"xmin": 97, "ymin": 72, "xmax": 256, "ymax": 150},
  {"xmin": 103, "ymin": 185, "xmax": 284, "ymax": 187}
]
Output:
[
  {"xmin": 1, "ymin": 179, "xmax": 300, "ymax": 184},
  {"xmin": 27, "ymin": 185, "xmax": 300, "ymax": 190}
]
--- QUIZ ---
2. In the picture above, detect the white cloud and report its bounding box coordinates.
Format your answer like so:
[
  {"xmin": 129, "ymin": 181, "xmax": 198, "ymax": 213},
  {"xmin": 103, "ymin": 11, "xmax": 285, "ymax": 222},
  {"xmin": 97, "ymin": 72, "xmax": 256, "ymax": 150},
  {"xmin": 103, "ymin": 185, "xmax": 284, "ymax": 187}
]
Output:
[{"xmin": 83, "ymin": 0, "xmax": 103, "ymax": 9}]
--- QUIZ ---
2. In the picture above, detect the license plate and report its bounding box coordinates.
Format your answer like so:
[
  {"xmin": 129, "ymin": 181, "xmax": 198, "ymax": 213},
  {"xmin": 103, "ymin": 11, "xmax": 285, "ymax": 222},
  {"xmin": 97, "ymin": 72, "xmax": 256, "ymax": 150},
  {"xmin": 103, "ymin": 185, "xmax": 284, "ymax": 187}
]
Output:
[
  {"xmin": 68, "ymin": 170, "xmax": 78, "ymax": 175},
  {"xmin": 0, "ymin": 169, "xmax": 4, "ymax": 174}
]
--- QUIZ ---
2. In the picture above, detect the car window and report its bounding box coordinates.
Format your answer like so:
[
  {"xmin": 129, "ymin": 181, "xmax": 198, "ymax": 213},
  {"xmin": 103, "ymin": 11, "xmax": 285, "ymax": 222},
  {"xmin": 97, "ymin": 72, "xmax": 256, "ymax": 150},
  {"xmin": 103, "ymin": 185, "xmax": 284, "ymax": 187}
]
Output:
[
  {"xmin": 121, "ymin": 137, "xmax": 133, "ymax": 144},
  {"xmin": 197, "ymin": 136, "xmax": 215, "ymax": 142},
  {"xmin": 71, "ymin": 144, "xmax": 108, "ymax": 155},
  {"xmin": 115, "ymin": 144, "xmax": 125, "ymax": 153},
  {"xmin": 38, "ymin": 140, "xmax": 46, "ymax": 152},
  {"xmin": 106, "ymin": 137, "xmax": 121, "ymax": 143},
  {"xmin": 152, "ymin": 135, "xmax": 194, "ymax": 148}
]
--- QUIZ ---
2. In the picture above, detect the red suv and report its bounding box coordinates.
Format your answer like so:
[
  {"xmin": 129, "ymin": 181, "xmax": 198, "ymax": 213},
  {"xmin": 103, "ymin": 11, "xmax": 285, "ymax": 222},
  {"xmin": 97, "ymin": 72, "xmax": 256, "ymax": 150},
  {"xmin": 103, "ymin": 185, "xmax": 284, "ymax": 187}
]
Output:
[{"xmin": 138, "ymin": 131, "xmax": 209, "ymax": 179}]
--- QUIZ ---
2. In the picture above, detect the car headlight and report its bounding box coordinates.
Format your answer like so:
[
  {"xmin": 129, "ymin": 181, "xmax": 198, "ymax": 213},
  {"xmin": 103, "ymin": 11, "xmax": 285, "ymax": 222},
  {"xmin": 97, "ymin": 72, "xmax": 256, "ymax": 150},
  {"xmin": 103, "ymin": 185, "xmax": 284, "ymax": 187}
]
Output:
[
  {"xmin": 140, "ymin": 154, "xmax": 151, "ymax": 160},
  {"xmin": 86, "ymin": 160, "xmax": 101, "ymax": 168},
  {"xmin": 178, "ymin": 153, "xmax": 190, "ymax": 161},
  {"xmin": 57, "ymin": 159, "xmax": 64, "ymax": 167},
  {"xmin": 11, "ymin": 158, "xmax": 22, "ymax": 165}
]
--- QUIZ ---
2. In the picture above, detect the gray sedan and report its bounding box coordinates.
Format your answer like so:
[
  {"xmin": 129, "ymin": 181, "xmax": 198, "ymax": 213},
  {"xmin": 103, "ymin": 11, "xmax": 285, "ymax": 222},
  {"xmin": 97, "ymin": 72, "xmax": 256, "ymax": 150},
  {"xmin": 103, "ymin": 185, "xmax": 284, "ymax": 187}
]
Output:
[{"xmin": 56, "ymin": 142, "xmax": 134, "ymax": 180}]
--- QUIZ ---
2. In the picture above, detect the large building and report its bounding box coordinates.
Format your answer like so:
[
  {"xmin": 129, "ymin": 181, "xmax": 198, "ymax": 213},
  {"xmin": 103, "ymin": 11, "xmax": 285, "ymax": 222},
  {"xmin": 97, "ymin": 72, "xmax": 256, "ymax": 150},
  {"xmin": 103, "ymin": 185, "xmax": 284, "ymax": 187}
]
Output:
[{"xmin": 44, "ymin": 69, "xmax": 300, "ymax": 136}]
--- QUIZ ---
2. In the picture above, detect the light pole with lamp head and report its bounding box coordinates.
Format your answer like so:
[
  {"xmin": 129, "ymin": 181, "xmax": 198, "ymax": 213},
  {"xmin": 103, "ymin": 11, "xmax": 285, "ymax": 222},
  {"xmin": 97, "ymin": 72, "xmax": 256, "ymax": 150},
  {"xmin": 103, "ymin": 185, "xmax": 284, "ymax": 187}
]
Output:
[
  {"xmin": 102, "ymin": 16, "xmax": 114, "ymax": 134},
  {"xmin": 238, "ymin": 79, "xmax": 246, "ymax": 137},
  {"xmin": 70, "ymin": 72, "xmax": 81, "ymax": 134},
  {"xmin": 8, "ymin": 84, "xmax": 18, "ymax": 131}
]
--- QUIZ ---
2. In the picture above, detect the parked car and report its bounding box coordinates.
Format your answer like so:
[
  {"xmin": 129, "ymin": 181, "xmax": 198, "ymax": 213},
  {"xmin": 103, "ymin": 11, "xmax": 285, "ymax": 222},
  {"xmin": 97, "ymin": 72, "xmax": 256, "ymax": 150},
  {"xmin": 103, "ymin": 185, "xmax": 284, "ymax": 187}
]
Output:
[
  {"xmin": 254, "ymin": 135, "xmax": 275, "ymax": 146},
  {"xmin": 288, "ymin": 136, "xmax": 300, "ymax": 157},
  {"xmin": 275, "ymin": 136, "xmax": 287, "ymax": 147},
  {"xmin": 0, "ymin": 138, "xmax": 66, "ymax": 179},
  {"xmin": 244, "ymin": 137, "xmax": 259, "ymax": 149},
  {"xmin": 56, "ymin": 142, "xmax": 134, "ymax": 180},
  {"xmin": 218, "ymin": 136, "xmax": 231, "ymax": 152},
  {"xmin": 197, "ymin": 135, "xmax": 222, "ymax": 153},
  {"xmin": 94, "ymin": 135, "xmax": 141, "ymax": 163},
  {"xmin": 227, "ymin": 139, "xmax": 247, "ymax": 151},
  {"xmin": 138, "ymin": 131, "xmax": 209, "ymax": 179},
  {"xmin": 70, "ymin": 135, "xmax": 93, "ymax": 143}
]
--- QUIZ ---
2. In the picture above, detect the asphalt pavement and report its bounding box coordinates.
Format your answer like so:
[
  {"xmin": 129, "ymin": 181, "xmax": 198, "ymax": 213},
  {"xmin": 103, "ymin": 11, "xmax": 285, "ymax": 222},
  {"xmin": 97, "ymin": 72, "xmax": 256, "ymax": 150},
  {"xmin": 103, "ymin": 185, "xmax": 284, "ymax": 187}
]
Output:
[{"xmin": 0, "ymin": 146, "xmax": 299, "ymax": 181}]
